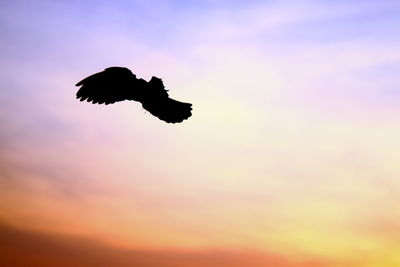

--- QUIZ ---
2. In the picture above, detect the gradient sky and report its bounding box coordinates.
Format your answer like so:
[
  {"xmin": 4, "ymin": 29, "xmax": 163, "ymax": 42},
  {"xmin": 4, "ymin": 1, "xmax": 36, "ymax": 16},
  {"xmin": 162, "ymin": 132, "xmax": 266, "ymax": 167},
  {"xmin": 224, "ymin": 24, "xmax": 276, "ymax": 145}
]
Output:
[{"xmin": 1, "ymin": 0, "xmax": 400, "ymax": 266}]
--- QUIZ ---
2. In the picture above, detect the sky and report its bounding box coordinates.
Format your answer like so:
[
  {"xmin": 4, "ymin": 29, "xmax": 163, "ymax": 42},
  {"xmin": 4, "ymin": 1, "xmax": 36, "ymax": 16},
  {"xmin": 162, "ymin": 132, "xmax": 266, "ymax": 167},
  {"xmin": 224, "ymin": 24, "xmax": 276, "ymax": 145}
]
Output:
[{"xmin": 1, "ymin": 0, "xmax": 400, "ymax": 266}]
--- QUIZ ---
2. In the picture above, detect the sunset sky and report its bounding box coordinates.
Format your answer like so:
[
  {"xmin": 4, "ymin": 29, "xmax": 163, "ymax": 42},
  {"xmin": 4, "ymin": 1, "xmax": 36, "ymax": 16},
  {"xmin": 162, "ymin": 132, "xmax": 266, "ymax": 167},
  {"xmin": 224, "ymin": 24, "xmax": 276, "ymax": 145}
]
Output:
[{"xmin": 1, "ymin": 0, "xmax": 400, "ymax": 266}]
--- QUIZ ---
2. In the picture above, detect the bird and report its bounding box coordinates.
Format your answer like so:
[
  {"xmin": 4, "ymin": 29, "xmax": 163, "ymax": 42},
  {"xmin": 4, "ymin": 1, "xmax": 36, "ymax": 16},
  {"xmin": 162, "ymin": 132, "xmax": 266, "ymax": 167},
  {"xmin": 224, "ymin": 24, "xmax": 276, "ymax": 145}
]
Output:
[{"xmin": 75, "ymin": 67, "xmax": 192, "ymax": 123}]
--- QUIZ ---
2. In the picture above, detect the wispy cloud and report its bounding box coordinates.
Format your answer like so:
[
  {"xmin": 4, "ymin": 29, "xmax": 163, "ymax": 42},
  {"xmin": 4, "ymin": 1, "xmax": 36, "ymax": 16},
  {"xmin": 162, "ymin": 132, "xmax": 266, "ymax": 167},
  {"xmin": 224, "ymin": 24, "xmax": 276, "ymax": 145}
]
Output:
[{"xmin": 0, "ymin": 220, "xmax": 354, "ymax": 267}]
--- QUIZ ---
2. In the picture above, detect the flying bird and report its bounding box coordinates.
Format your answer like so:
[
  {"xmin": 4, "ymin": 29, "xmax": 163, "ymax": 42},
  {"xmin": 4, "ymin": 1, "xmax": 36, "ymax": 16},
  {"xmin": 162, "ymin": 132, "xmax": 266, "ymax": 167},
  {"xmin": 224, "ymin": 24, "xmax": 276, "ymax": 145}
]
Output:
[{"xmin": 75, "ymin": 67, "xmax": 192, "ymax": 123}]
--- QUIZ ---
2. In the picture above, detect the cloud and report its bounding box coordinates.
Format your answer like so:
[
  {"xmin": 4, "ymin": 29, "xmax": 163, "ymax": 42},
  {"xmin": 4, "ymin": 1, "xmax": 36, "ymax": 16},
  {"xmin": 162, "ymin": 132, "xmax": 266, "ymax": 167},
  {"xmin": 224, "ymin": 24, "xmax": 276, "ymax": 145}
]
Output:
[{"xmin": 0, "ymin": 220, "xmax": 348, "ymax": 267}]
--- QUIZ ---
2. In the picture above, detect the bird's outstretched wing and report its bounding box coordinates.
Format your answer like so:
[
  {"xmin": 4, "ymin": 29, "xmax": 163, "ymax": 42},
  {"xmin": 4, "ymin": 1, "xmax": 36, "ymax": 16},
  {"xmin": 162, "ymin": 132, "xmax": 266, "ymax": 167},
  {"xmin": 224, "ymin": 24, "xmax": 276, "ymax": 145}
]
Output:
[{"xmin": 76, "ymin": 67, "xmax": 143, "ymax": 105}]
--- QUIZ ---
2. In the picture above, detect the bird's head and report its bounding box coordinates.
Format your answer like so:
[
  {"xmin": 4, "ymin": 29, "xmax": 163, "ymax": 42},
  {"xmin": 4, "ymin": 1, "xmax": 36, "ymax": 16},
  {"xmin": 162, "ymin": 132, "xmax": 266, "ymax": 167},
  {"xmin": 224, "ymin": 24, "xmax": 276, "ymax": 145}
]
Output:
[{"xmin": 148, "ymin": 76, "xmax": 169, "ymax": 98}]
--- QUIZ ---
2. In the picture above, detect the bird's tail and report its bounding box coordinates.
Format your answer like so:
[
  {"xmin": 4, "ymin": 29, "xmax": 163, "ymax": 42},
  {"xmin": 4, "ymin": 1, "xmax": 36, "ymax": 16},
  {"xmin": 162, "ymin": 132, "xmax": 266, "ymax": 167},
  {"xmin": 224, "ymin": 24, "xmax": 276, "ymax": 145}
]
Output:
[{"xmin": 142, "ymin": 98, "xmax": 192, "ymax": 123}]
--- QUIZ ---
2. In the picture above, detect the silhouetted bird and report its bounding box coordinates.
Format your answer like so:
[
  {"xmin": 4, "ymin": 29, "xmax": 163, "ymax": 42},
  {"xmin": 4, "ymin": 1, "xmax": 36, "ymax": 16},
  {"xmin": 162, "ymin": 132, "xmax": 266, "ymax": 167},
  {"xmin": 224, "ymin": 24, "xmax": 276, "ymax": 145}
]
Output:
[{"xmin": 75, "ymin": 67, "xmax": 192, "ymax": 123}]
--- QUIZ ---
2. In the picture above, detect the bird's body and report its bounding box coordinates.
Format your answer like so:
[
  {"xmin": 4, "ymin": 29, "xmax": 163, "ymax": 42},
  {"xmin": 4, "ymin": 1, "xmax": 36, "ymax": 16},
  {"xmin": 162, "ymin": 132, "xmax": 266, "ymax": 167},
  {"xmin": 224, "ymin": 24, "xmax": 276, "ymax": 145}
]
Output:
[{"xmin": 75, "ymin": 67, "xmax": 192, "ymax": 123}]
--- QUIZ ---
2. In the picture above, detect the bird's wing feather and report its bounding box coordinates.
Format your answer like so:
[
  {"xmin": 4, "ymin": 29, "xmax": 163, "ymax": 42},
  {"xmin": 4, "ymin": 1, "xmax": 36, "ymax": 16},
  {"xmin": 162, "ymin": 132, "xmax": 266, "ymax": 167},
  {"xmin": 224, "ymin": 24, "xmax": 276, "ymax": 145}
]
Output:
[
  {"xmin": 142, "ymin": 97, "xmax": 192, "ymax": 123},
  {"xmin": 75, "ymin": 67, "xmax": 140, "ymax": 105}
]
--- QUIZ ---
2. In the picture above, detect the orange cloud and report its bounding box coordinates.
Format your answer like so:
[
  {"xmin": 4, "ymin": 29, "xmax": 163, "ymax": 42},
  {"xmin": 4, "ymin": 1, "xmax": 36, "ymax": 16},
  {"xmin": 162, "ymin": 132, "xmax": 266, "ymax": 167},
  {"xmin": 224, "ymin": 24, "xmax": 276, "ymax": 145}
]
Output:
[{"xmin": 0, "ymin": 220, "xmax": 350, "ymax": 267}]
